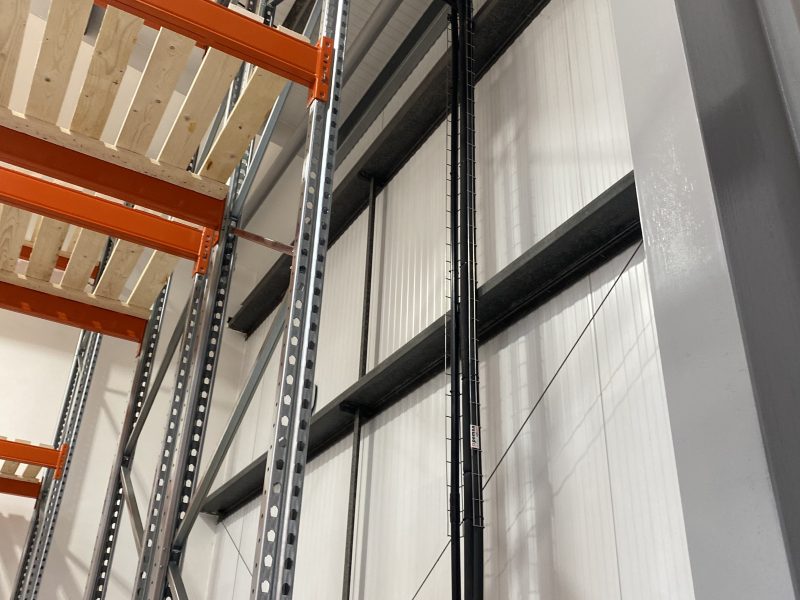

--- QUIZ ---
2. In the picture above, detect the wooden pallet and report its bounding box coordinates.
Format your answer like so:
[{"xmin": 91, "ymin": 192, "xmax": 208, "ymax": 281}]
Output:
[{"xmin": 0, "ymin": 1, "xmax": 302, "ymax": 316}]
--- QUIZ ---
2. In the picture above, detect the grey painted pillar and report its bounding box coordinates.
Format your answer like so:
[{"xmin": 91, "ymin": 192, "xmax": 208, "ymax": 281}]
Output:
[{"xmin": 609, "ymin": 0, "xmax": 800, "ymax": 598}]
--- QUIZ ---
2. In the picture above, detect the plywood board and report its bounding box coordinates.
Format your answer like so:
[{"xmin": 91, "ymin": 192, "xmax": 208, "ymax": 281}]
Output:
[
  {"xmin": 71, "ymin": 7, "xmax": 144, "ymax": 138},
  {"xmin": 0, "ymin": 205, "xmax": 31, "ymax": 271},
  {"xmin": 0, "ymin": 108, "xmax": 229, "ymax": 199},
  {"xmin": 93, "ymin": 239, "xmax": 144, "ymax": 299},
  {"xmin": 199, "ymin": 67, "xmax": 286, "ymax": 182},
  {"xmin": 60, "ymin": 228, "xmax": 106, "ymax": 290},
  {"xmin": 26, "ymin": 217, "xmax": 69, "ymax": 280},
  {"xmin": 26, "ymin": 0, "xmax": 94, "ymax": 123},
  {"xmin": 117, "ymin": 28, "xmax": 195, "ymax": 154},
  {"xmin": 0, "ymin": 0, "xmax": 30, "ymax": 107},
  {"xmin": 158, "ymin": 48, "xmax": 242, "ymax": 169},
  {"xmin": 127, "ymin": 251, "xmax": 179, "ymax": 309}
]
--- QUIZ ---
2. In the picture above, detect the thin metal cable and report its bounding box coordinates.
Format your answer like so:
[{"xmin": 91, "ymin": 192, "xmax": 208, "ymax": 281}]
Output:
[
  {"xmin": 221, "ymin": 521, "xmax": 253, "ymax": 577},
  {"xmin": 411, "ymin": 241, "xmax": 643, "ymax": 600}
]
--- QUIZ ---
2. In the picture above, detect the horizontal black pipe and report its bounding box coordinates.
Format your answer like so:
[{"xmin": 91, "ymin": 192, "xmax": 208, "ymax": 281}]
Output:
[
  {"xmin": 203, "ymin": 172, "xmax": 640, "ymax": 519},
  {"xmin": 227, "ymin": 0, "xmax": 553, "ymax": 335}
]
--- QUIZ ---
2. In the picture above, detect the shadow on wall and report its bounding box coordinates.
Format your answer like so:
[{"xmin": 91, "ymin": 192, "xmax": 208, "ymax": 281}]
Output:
[
  {"xmin": 0, "ymin": 511, "xmax": 32, "ymax": 591},
  {"xmin": 36, "ymin": 337, "xmax": 135, "ymax": 600}
]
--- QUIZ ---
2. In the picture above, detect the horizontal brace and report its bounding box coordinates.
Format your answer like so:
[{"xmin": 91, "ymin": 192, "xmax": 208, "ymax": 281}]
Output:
[
  {"xmin": 100, "ymin": 0, "xmax": 331, "ymax": 99},
  {"xmin": 0, "ymin": 124, "xmax": 225, "ymax": 229},
  {"xmin": 0, "ymin": 440, "xmax": 69, "ymax": 478},
  {"xmin": 0, "ymin": 280, "xmax": 148, "ymax": 343},
  {"xmin": 0, "ymin": 475, "xmax": 41, "ymax": 499},
  {"xmin": 232, "ymin": 227, "xmax": 294, "ymax": 255},
  {"xmin": 0, "ymin": 167, "xmax": 204, "ymax": 261}
]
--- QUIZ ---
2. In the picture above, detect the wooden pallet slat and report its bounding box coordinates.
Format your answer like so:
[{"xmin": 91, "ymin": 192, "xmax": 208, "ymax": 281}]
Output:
[
  {"xmin": 21, "ymin": 463, "xmax": 43, "ymax": 480},
  {"xmin": 71, "ymin": 7, "xmax": 144, "ymax": 139},
  {"xmin": 26, "ymin": 217, "xmax": 69, "ymax": 281},
  {"xmin": 127, "ymin": 251, "xmax": 179, "ymax": 309},
  {"xmin": 61, "ymin": 228, "xmax": 107, "ymax": 290},
  {"xmin": 93, "ymin": 239, "xmax": 144, "ymax": 299},
  {"xmin": 26, "ymin": 0, "xmax": 94, "ymax": 123},
  {"xmin": 0, "ymin": 205, "xmax": 32, "ymax": 271},
  {"xmin": 200, "ymin": 67, "xmax": 286, "ymax": 182},
  {"xmin": 0, "ymin": 0, "xmax": 31, "ymax": 108},
  {"xmin": 117, "ymin": 28, "xmax": 195, "ymax": 154},
  {"xmin": 158, "ymin": 48, "xmax": 242, "ymax": 169}
]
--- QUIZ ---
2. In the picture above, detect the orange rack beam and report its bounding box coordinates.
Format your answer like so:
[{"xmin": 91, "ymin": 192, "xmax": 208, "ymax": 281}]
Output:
[
  {"xmin": 0, "ymin": 167, "xmax": 205, "ymax": 261},
  {"xmin": 100, "ymin": 0, "xmax": 333, "ymax": 100},
  {"xmin": 0, "ymin": 127, "xmax": 225, "ymax": 229},
  {"xmin": 0, "ymin": 281, "xmax": 148, "ymax": 343},
  {"xmin": 0, "ymin": 440, "xmax": 69, "ymax": 478},
  {"xmin": 0, "ymin": 477, "xmax": 41, "ymax": 499}
]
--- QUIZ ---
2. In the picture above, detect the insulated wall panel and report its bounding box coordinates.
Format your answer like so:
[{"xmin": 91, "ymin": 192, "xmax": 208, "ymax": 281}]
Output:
[
  {"xmin": 480, "ymin": 264, "xmax": 620, "ymax": 599},
  {"xmin": 475, "ymin": 0, "xmax": 632, "ymax": 282},
  {"xmin": 369, "ymin": 123, "xmax": 447, "ymax": 363},
  {"xmin": 314, "ymin": 211, "xmax": 368, "ymax": 409},
  {"xmin": 475, "ymin": 245, "xmax": 694, "ymax": 600},
  {"xmin": 205, "ymin": 435, "xmax": 352, "ymax": 600},
  {"xmin": 589, "ymin": 251, "xmax": 694, "ymax": 599},
  {"xmin": 349, "ymin": 376, "xmax": 450, "ymax": 599}
]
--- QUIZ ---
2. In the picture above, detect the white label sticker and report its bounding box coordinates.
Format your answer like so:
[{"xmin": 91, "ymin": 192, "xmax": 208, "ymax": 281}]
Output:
[{"xmin": 470, "ymin": 425, "xmax": 480, "ymax": 450}]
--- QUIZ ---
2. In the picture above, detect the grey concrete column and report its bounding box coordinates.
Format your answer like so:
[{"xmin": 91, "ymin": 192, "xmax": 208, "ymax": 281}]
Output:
[{"xmin": 609, "ymin": 0, "xmax": 800, "ymax": 598}]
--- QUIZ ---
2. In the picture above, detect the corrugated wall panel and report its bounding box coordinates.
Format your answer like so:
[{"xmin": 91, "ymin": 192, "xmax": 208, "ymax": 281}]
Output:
[
  {"xmin": 589, "ymin": 251, "xmax": 694, "ymax": 599},
  {"xmin": 480, "ymin": 266, "xmax": 620, "ymax": 599},
  {"xmin": 294, "ymin": 436, "xmax": 353, "ymax": 598},
  {"xmin": 475, "ymin": 0, "xmax": 633, "ymax": 283},
  {"xmin": 349, "ymin": 376, "xmax": 450, "ymax": 599},
  {"xmin": 315, "ymin": 211, "xmax": 368, "ymax": 409},
  {"xmin": 205, "ymin": 435, "xmax": 352, "ymax": 600},
  {"xmin": 370, "ymin": 123, "xmax": 447, "ymax": 362}
]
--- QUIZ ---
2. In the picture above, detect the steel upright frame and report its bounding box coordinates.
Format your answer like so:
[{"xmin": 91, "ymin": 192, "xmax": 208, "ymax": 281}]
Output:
[
  {"xmin": 12, "ymin": 330, "xmax": 103, "ymax": 599},
  {"xmin": 249, "ymin": 0, "xmax": 349, "ymax": 594},
  {"xmin": 78, "ymin": 0, "xmax": 344, "ymax": 597}
]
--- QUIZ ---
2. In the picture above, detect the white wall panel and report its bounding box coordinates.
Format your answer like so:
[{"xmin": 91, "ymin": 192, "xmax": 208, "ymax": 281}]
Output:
[
  {"xmin": 203, "ymin": 435, "xmax": 352, "ymax": 600},
  {"xmin": 350, "ymin": 377, "xmax": 450, "ymax": 599},
  {"xmin": 315, "ymin": 211, "xmax": 368, "ymax": 409},
  {"xmin": 589, "ymin": 251, "xmax": 694, "ymax": 599},
  {"xmin": 294, "ymin": 436, "xmax": 353, "ymax": 598},
  {"xmin": 370, "ymin": 123, "xmax": 447, "ymax": 362},
  {"xmin": 480, "ymin": 267, "xmax": 620, "ymax": 599},
  {"xmin": 475, "ymin": 244, "xmax": 694, "ymax": 600},
  {"xmin": 475, "ymin": 0, "xmax": 632, "ymax": 283}
]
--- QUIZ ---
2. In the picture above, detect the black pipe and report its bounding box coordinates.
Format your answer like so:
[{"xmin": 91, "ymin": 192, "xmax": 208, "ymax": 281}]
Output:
[
  {"xmin": 448, "ymin": 8, "xmax": 463, "ymax": 600},
  {"xmin": 341, "ymin": 176, "xmax": 377, "ymax": 599},
  {"xmin": 456, "ymin": 0, "xmax": 483, "ymax": 596}
]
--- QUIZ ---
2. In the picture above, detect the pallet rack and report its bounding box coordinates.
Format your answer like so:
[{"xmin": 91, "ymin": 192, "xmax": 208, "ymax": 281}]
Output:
[{"xmin": 0, "ymin": 0, "xmax": 348, "ymax": 597}]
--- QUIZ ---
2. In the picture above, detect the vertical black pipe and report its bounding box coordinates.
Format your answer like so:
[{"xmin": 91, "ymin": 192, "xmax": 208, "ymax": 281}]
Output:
[
  {"xmin": 457, "ymin": 0, "xmax": 483, "ymax": 596},
  {"xmin": 341, "ymin": 176, "xmax": 377, "ymax": 599},
  {"xmin": 448, "ymin": 8, "xmax": 463, "ymax": 600}
]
